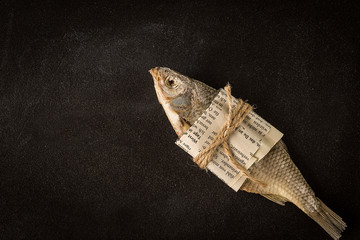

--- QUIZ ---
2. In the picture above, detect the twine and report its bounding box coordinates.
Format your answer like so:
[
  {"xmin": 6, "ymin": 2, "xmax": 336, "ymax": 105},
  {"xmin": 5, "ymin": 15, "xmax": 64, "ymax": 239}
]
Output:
[{"xmin": 193, "ymin": 84, "xmax": 267, "ymax": 187}]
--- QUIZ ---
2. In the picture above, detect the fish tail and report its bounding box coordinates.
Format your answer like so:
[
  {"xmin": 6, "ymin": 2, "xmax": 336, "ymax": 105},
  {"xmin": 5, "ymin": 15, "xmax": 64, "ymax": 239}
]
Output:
[{"xmin": 308, "ymin": 198, "xmax": 346, "ymax": 240}]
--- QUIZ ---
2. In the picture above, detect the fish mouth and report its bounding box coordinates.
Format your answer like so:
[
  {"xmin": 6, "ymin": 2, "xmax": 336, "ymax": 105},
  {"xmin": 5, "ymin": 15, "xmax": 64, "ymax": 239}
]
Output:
[
  {"xmin": 149, "ymin": 67, "xmax": 166, "ymax": 105},
  {"xmin": 149, "ymin": 67, "xmax": 160, "ymax": 80}
]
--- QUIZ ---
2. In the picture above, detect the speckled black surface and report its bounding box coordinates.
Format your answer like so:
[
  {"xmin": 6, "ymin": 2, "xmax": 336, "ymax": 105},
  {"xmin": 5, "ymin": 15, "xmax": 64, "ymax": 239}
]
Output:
[{"xmin": 0, "ymin": 1, "xmax": 359, "ymax": 239}]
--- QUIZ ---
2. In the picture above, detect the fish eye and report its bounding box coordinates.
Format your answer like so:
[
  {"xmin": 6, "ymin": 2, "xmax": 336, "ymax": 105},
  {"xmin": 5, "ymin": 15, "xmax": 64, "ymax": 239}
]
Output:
[{"xmin": 165, "ymin": 78, "xmax": 177, "ymax": 88}]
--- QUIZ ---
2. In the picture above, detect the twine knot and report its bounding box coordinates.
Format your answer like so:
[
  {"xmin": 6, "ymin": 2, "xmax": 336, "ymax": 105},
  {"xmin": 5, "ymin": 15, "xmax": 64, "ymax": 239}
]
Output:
[{"xmin": 193, "ymin": 84, "xmax": 266, "ymax": 187}]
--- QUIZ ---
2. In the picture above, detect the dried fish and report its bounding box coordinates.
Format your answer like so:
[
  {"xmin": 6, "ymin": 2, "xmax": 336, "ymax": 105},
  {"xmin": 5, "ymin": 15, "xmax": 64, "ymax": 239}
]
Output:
[{"xmin": 149, "ymin": 67, "xmax": 346, "ymax": 239}]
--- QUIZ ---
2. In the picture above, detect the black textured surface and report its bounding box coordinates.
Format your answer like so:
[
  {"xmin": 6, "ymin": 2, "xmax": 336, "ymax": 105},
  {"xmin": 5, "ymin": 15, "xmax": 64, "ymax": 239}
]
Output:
[{"xmin": 1, "ymin": 1, "xmax": 359, "ymax": 239}]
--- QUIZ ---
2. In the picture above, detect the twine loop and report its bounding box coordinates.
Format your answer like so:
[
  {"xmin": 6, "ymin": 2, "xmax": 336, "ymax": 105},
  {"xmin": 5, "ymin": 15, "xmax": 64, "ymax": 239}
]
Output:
[{"xmin": 193, "ymin": 84, "xmax": 266, "ymax": 187}]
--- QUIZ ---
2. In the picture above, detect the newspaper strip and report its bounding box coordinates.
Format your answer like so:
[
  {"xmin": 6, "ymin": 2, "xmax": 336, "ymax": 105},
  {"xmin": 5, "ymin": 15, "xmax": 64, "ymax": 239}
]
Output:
[{"xmin": 175, "ymin": 89, "xmax": 283, "ymax": 191}]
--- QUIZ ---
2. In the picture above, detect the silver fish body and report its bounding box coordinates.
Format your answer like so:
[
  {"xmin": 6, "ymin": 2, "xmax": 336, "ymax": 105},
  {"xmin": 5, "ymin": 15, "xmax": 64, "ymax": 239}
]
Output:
[{"xmin": 149, "ymin": 67, "xmax": 346, "ymax": 239}]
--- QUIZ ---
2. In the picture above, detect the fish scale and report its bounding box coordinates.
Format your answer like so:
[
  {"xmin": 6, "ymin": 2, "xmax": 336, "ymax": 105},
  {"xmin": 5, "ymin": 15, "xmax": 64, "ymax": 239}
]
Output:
[
  {"xmin": 242, "ymin": 141, "xmax": 317, "ymax": 212},
  {"xmin": 149, "ymin": 67, "xmax": 346, "ymax": 239}
]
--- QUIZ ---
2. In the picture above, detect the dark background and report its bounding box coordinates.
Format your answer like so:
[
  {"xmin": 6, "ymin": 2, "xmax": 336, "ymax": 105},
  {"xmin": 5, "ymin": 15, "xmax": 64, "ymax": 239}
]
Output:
[{"xmin": 1, "ymin": 0, "xmax": 359, "ymax": 239}]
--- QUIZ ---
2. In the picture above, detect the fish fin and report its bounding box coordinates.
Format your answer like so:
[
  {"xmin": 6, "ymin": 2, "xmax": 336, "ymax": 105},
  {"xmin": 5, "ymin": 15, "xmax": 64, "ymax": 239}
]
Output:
[
  {"xmin": 308, "ymin": 198, "xmax": 346, "ymax": 240},
  {"xmin": 260, "ymin": 194, "xmax": 287, "ymax": 206}
]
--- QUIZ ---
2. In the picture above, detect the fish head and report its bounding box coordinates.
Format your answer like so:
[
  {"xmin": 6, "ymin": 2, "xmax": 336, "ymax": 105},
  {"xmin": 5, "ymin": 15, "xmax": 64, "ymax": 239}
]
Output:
[
  {"xmin": 149, "ymin": 67, "xmax": 195, "ymax": 137},
  {"xmin": 149, "ymin": 67, "xmax": 218, "ymax": 138},
  {"xmin": 149, "ymin": 67, "xmax": 194, "ymax": 110}
]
